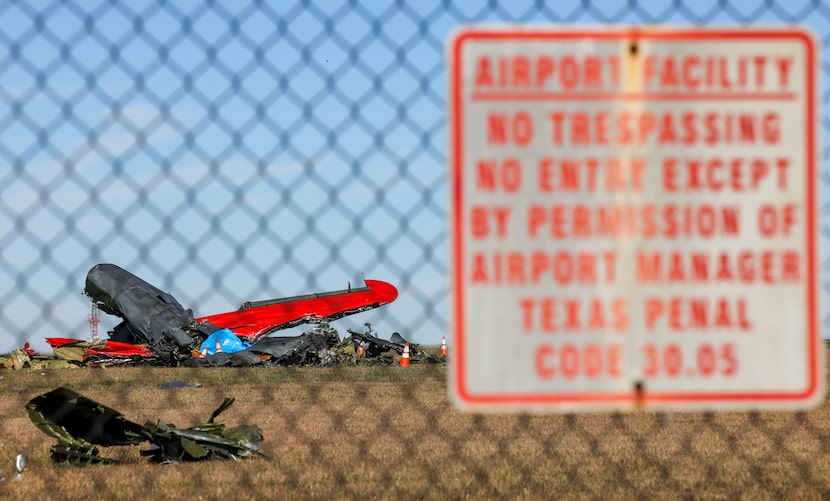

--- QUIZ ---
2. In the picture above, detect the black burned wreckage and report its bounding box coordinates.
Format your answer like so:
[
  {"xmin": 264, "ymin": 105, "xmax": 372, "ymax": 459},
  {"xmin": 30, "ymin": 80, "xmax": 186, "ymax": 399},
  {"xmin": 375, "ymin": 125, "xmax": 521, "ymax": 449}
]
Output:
[
  {"xmin": 27, "ymin": 387, "xmax": 265, "ymax": 464},
  {"xmin": 5, "ymin": 263, "xmax": 442, "ymax": 368},
  {"xmin": 16, "ymin": 264, "xmax": 443, "ymax": 466}
]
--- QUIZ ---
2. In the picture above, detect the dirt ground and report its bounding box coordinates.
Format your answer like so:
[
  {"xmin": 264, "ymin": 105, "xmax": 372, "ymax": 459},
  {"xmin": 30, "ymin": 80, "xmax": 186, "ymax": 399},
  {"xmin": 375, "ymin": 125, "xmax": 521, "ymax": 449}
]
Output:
[{"xmin": 0, "ymin": 351, "xmax": 828, "ymax": 500}]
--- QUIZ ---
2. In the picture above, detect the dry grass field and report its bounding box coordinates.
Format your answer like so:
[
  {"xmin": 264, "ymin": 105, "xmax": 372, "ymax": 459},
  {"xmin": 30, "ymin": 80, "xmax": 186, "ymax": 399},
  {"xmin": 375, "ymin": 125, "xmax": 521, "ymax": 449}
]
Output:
[{"xmin": 0, "ymin": 348, "xmax": 829, "ymax": 500}]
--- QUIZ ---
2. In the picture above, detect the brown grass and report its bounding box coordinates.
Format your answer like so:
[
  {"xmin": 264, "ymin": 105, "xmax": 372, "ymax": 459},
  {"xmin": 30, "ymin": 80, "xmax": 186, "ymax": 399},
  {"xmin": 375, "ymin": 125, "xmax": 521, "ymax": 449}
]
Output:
[{"xmin": 0, "ymin": 351, "xmax": 829, "ymax": 500}]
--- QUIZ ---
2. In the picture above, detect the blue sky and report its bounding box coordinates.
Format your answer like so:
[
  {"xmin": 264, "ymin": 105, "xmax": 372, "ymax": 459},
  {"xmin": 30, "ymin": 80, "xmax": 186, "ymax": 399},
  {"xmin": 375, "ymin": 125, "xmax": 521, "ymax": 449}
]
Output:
[{"xmin": 0, "ymin": 0, "xmax": 828, "ymax": 353}]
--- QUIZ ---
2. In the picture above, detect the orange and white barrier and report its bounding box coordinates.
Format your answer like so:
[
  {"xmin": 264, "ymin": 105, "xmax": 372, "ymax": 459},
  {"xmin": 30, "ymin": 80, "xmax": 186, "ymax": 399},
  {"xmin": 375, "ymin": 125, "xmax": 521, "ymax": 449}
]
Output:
[{"xmin": 400, "ymin": 342, "xmax": 410, "ymax": 367}]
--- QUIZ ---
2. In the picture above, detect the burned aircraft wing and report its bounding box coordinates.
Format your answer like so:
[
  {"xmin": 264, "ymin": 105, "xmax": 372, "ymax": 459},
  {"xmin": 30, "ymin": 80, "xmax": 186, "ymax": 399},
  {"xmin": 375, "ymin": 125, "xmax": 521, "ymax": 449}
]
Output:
[
  {"xmin": 26, "ymin": 387, "xmax": 148, "ymax": 464},
  {"xmin": 27, "ymin": 387, "xmax": 265, "ymax": 464}
]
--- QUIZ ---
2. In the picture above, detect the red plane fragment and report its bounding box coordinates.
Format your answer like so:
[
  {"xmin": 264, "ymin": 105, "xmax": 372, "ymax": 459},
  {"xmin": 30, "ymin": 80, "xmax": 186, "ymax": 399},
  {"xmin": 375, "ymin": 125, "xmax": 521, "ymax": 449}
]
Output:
[
  {"xmin": 45, "ymin": 338, "xmax": 84, "ymax": 348},
  {"xmin": 197, "ymin": 279, "xmax": 398, "ymax": 340},
  {"xmin": 45, "ymin": 338, "xmax": 154, "ymax": 357},
  {"xmin": 86, "ymin": 340, "xmax": 154, "ymax": 357}
]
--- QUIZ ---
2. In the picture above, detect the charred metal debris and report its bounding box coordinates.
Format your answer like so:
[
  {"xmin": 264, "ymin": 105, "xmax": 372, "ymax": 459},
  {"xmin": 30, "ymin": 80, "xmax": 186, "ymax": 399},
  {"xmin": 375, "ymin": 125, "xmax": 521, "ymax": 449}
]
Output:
[
  {"xmin": 26, "ymin": 387, "xmax": 264, "ymax": 464},
  {"xmin": 1, "ymin": 264, "xmax": 444, "ymax": 368}
]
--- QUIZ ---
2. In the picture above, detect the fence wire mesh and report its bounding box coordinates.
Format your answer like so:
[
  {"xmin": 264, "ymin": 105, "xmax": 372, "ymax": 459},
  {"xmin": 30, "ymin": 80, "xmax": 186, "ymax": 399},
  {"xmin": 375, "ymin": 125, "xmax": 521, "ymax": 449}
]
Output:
[{"xmin": 1, "ymin": 0, "xmax": 830, "ymax": 498}]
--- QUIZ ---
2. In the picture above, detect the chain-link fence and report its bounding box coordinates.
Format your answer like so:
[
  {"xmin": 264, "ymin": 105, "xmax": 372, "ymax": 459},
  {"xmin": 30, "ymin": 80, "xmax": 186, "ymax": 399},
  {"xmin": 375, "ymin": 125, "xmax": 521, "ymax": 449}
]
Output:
[
  {"xmin": 2, "ymin": 0, "xmax": 830, "ymax": 498},
  {"xmin": 1, "ymin": 0, "xmax": 829, "ymax": 351}
]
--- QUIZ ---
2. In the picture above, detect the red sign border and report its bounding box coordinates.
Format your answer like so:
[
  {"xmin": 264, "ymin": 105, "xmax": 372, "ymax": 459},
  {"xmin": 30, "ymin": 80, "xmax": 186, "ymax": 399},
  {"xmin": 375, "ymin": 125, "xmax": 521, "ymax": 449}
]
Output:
[{"xmin": 450, "ymin": 28, "xmax": 820, "ymax": 408}]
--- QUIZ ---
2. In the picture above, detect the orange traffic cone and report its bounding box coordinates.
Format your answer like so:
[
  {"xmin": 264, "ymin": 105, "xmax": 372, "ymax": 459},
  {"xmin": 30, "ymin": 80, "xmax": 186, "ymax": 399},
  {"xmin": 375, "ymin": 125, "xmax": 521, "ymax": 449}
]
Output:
[
  {"xmin": 357, "ymin": 342, "xmax": 365, "ymax": 356},
  {"xmin": 200, "ymin": 346, "xmax": 208, "ymax": 358},
  {"xmin": 215, "ymin": 339, "xmax": 222, "ymax": 354},
  {"xmin": 440, "ymin": 336, "xmax": 447, "ymax": 357},
  {"xmin": 399, "ymin": 342, "xmax": 410, "ymax": 367}
]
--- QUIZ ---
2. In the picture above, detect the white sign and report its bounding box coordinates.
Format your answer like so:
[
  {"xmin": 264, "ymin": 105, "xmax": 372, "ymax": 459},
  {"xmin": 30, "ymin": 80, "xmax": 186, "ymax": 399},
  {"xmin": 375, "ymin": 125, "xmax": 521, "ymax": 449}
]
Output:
[{"xmin": 449, "ymin": 28, "xmax": 821, "ymax": 411}]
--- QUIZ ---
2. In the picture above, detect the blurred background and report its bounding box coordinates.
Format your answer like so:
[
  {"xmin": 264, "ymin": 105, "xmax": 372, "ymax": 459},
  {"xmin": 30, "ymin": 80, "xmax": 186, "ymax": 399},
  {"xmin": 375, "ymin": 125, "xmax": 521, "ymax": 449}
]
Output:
[{"xmin": 0, "ymin": 0, "xmax": 827, "ymax": 352}]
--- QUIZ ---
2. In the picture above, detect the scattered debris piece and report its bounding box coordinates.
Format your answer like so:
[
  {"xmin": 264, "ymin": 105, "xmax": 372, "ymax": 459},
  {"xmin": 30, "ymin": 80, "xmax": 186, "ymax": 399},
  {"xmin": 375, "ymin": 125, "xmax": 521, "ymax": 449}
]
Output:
[
  {"xmin": 26, "ymin": 387, "xmax": 265, "ymax": 464},
  {"xmin": 160, "ymin": 381, "xmax": 202, "ymax": 389},
  {"xmin": 14, "ymin": 454, "xmax": 25, "ymax": 481},
  {"xmin": 345, "ymin": 324, "xmax": 443, "ymax": 365},
  {"xmin": 0, "ymin": 346, "xmax": 80, "ymax": 370}
]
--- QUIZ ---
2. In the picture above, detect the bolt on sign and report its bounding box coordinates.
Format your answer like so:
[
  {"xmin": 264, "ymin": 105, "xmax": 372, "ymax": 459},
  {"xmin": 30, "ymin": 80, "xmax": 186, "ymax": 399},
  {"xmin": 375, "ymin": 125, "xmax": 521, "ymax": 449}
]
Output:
[{"xmin": 449, "ymin": 28, "xmax": 821, "ymax": 411}]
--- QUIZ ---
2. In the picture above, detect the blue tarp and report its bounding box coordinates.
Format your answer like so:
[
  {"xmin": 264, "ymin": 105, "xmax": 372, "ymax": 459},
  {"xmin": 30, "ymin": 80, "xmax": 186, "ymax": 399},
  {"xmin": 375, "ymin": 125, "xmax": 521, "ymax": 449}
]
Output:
[{"xmin": 199, "ymin": 329, "xmax": 249, "ymax": 355}]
